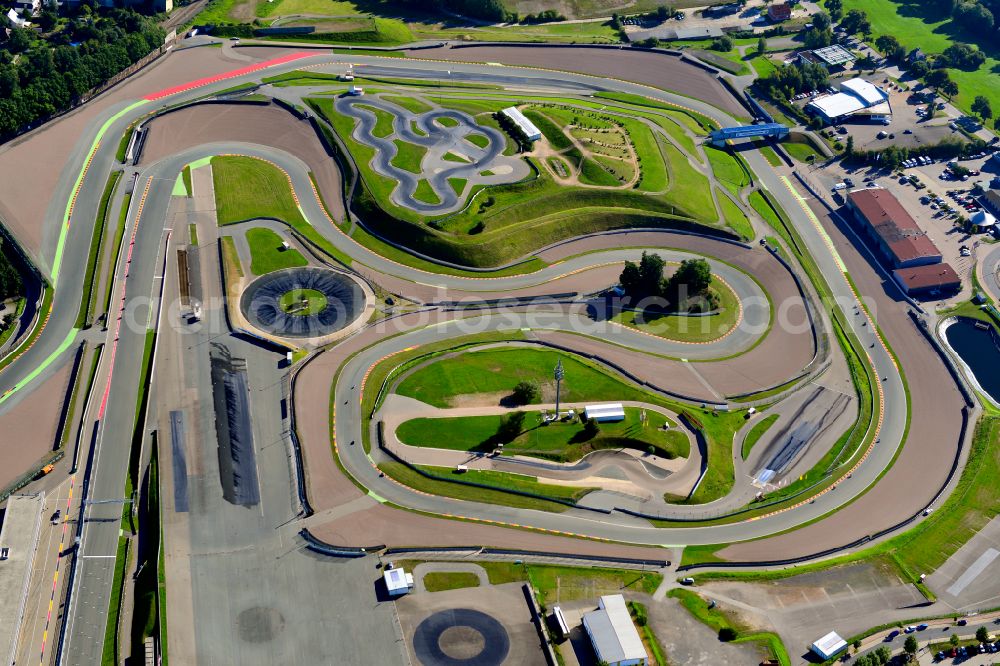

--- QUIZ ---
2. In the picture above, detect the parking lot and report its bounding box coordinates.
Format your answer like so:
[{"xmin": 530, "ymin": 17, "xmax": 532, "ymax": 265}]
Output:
[{"xmin": 808, "ymin": 146, "xmax": 999, "ymax": 305}]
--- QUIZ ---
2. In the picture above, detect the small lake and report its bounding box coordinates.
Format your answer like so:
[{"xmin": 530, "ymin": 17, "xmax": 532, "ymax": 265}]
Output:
[{"xmin": 944, "ymin": 318, "xmax": 1000, "ymax": 404}]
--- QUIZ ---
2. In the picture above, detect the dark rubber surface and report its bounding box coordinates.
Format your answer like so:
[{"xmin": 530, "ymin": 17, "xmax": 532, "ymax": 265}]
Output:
[
  {"xmin": 412, "ymin": 608, "xmax": 510, "ymax": 666},
  {"xmin": 240, "ymin": 267, "xmax": 364, "ymax": 339}
]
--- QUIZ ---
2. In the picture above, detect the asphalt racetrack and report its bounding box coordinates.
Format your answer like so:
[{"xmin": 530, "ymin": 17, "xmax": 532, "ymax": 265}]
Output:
[{"xmin": 0, "ymin": 44, "xmax": 971, "ymax": 662}]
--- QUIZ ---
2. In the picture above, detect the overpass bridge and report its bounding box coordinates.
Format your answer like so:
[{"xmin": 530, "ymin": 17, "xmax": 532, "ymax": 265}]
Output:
[{"xmin": 710, "ymin": 123, "xmax": 789, "ymax": 146}]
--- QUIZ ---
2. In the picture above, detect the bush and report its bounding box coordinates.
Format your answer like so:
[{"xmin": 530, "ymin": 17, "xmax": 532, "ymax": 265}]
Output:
[
  {"xmin": 510, "ymin": 381, "xmax": 539, "ymax": 406},
  {"xmin": 718, "ymin": 627, "xmax": 737, "ymax": 641}
]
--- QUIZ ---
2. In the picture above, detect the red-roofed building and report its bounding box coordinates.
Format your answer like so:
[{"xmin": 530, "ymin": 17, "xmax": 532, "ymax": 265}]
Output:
[
  {"xmin": 847, "ymin": 188, "xmax": 943, "ymax": 268},
  {"xmin": 768, "ymin": 2, "xmax": 792, "ymax": 21},
  {"xmin": 893, "ymin": 264, "xmax": 961, "ymax": 296}
]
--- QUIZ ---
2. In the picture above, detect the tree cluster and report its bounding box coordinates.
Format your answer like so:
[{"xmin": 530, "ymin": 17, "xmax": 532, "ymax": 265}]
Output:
[
  {"xmin": 939, "ymin": 42, "xmax": 986, "ymax": 70},
  {"xmin": 709, "ymin": 35, "xmax": 733, "ymax": 52},
  {"xmin": 520, "ymin": 10, "xmax": 565, "ymax": 24},
  {"xmin": 874, "ymin": 35, "xmax": 905, "ymax": 61},
  {"xmin": 840, "ymin": 8, "xmax": 871, "ymax": 34},
  {"xmin": 802, "ymin": 10, "xmax": 833, "ymax": 49},
  {"xmin": 0, "ymin": 242, "xmax": 23, "ymax": 302},
  {"xmin": 618, "ymin": 252, "xmax": 713, "ymax": 311},
  {"xmin": 0, "ymin": 7, "xmax": 164, "ymax": 139},
  {"xmin": 853, "ymin": 646, "xmax": 891, "ymax": 666},
  {"xmin": 756, "ymin": 61, "xmax": 829, "ymax": 100}
]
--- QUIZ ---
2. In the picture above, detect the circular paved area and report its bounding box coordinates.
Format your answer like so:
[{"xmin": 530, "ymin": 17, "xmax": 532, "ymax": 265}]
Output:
[
  {"xmin": 240, "ymin": 267, "xmax": 365, "ymax": 339},
  {"xmin": 412, "ymin": 608, "xmax": 510, "ymax": 666}
]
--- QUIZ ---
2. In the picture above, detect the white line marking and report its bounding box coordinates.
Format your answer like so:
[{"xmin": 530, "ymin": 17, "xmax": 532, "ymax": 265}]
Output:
[{"xmin": 947, "ymin": 548, "xmax": 1000, "ymax": 597}]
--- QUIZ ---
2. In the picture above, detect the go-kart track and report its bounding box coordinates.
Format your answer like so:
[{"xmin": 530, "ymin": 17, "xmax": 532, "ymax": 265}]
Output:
[
  {"xmin": 335, "ymin": 97, "xmax": 527, "ymax": 213},
  {"xmin": 0, "ymin": 40, "xmax": 968, "ymax": 665}
]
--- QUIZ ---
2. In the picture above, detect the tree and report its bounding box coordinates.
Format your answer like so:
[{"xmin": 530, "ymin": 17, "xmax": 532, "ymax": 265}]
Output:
[
  {"xmin": 756, "ymin": 36, "xmax": 766, "ymax": 56},
  {"xmin": 941, "ymin": 42, "xmax": 986, "ymax": 70},
  {"xmin": 903, "ymin": 634, "xmax": 918, "ymax": 658},
  {"xmin": 950, "ymin": 633, "xmax": 960, "ymax": 647},
  {"xmin": 812, "ymin": 10, "xmax": 832, "ymax": 30},
  {"xmin": 845, "ymin": 134, "xmax": 855, "ymax": 157},
  {"xmin": 953, "ymin": 0, "xmax": 995, "ymax": 36},
  {"xmin": 510, "ymin": 381, "xmax": 539, "ymax": 406},
  {"xmin": 875, "ymin": 34, "xmax": 905, "ymax": 61},
  {"xmin": 941, "ymin": 79, "xmax": 960, "ymax": 98},
  {"xmin": 581, "ymin": 418, "xmax": 599, "ymax": 440},
  {"xmin": 976, "ymin": 626, "xmax": 991, "ymax": 643},
  {"xmin": 619, "ymin": 251, "xmax": 667, "ymax": 299},
  {"xmin": 972, "ymin": 95, "xmax": 993, "ymax": 120},
  {"xmin": 710, "ymin": 35, "xmax": 734, "ymax": 52},
  {"xmin": 667, "ymin": 258, "xmax": 712, "ymax": 298},
  {"xmin": 841, "ymin": 8, "xmax": 871, "ymax": 34},
  {"xmin": 803, "ymin": 26, "xmax": 833, "ymax": 48},
  {"xmin": 853, "ymin": 639, "xmax": 862, "ymax": 650},
  {"xmin": 910, "ymin": 59, "xmax": 930, "ymax": 78},
  {"xmin": 7, "ymin": 28, "xmax": 31, "ymax": 54},
  {"xmin": 826, "ymin": 0, "xmax": 843, "ymax": 21}
]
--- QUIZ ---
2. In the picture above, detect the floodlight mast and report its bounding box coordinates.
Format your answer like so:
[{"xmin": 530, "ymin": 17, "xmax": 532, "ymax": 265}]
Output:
[{"xmin": 554, "ymin": 360, "xmax": 565, "ymax": 416}]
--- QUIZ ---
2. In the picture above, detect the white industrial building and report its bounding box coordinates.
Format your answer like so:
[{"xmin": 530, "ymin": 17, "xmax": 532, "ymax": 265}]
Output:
[
  {"xmin": 383, "ymin": 567, "xmax": 414, "ymax": 597},
  {"xmin": 807, "ymin": 78, "xmax": 891, "ymax": 124},
  {"xmin": 6, "ymin": 7, "xmax": 31, "ymax": 26},
  {"xmin": 501, "ymin": 106, "xmax": 541, "ymax": 142},
  {"xmin": 585, "ymin": 403, "xmax": 626, "ymax": 423},
  {"xmin": 582, "ymin": 595, "xmax": 648, "ymax": 666},
  {"xmin": 810, "ymin": 631, "xmax": 847, "ymax": 660}
]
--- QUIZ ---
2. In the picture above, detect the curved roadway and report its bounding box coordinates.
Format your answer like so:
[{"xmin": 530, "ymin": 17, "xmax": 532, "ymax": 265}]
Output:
[{"xmin": 0, "ymin": 48, "xmax": 927, "ymax": 566}]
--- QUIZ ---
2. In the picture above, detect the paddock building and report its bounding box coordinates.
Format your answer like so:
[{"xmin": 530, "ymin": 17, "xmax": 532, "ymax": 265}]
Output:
[{"xmin": 807, "ymin": 78, "xmax": 891, "ymax": 124}]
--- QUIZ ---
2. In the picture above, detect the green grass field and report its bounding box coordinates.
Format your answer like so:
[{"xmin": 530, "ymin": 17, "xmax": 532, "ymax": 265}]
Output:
[
  {"xmin": 705, "ymin": 147, "xmax": 750, "ymax": 197},
  {"xmin": 396, "ymin": 407, "xmax": 689, "ymax": 461},
  {"xmin": 412, "ymin": 179, "xmax": 440, "ymax": 204},
  {"xmin": 391, "ymin": 344, "xmax": 747, "ymax": 504},
  {"xmin": 279, "ymin": 288, "xmax": 327, "ymax": 315},
  {"xmin": 245, "ymin": 227, "xmax": 307, "ymax": 275},
  {"xmin": 423, "ymin": 571, "xmax": 480, "ymax": 592},
  {"xmin": 717, "ymin": 191, "xmax": 754, "ymax": 241},
  {"xmin": 382, "ymin": 94, "xmax": 432, "ymax": 114},
  {"xmin": 212, "ymin": 156, "xmax": 307, "ymax": 227},
  {"xmin": 390, "ymin": 139, "xmax": 427, "ymax": 174},
  {"xmin": 741, "ymin": 413, "xmax": 779, "ymax": 460},
  {"xmin": 357, "ymin": 103, "xmax": 396, "ymax": 138},
  {"xmin": 397, "ymin": 347, "xmax": 659, "ymax": 408},
  {"xmin": 308, "ymin": 91, "xmax": 728, "ymax": 268},
  {"xmin": 610, "ymin": 279, "xmax": 743, "ymax": 343},
  {"xmin": 840, "ymin": 0, "xmax": 1000, "ymax": 119}
]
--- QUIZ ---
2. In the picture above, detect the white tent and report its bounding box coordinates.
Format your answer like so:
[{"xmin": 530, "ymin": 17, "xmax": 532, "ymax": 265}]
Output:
[
  {"xmin": 585, "ymin": 403, "xmax": 626, "ymax": 422},
  {"xmin": 811, "ymin": 631, "xmax": 847, "ymax": 660}
]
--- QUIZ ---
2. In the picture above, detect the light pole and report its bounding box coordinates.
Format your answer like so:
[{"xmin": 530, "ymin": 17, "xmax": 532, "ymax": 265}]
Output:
[{"xmin": 554, "ymin": 360, "xmax": 564, "ymax": 417}]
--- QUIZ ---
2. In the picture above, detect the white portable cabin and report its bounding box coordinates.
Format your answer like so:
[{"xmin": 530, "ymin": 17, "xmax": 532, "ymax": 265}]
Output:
[
  {"xmin": 383, "ymin": 567, "xmax": 414, "ymax": 597},
  {"xmin": 584, "ymin": 403, "xmax": 626, "ymax": 423}
]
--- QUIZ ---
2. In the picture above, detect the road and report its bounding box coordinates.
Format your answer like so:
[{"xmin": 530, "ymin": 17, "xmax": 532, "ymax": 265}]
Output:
[{"xmin": 0, "ymin": 43, "xmax": 970, "ymax": 663}]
